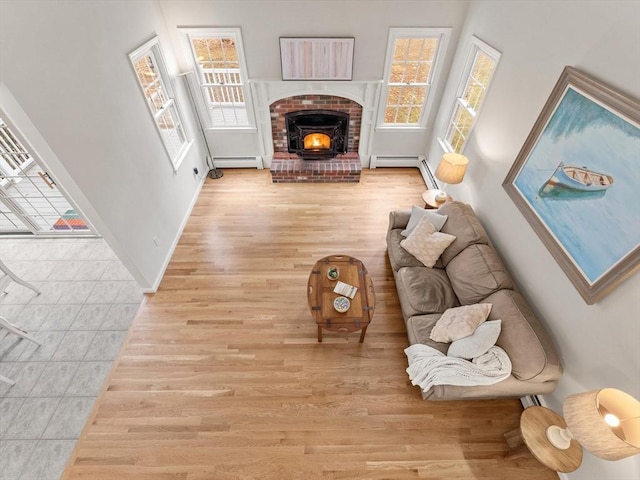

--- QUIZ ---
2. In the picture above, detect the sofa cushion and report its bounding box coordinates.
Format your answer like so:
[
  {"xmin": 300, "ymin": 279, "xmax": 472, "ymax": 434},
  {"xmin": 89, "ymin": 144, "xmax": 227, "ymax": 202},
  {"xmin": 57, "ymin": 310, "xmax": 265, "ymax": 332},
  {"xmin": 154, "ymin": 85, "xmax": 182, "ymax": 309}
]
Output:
[
  {"xmin": 405, "ymin": 314, "xmax": 448, "ymax": 352},
  {"xmin": 387, "ymin": 229, "xmax": 425, "ymax": 271},
  {"xmin": 447, "ymin": 320, "xmax": 502, "ymax": 359},
  {"xmin": 396, "ymin": 267, "xmax": 458, "ymax": 316},
  {"xmin": 445, "ymin": 244, "xmax": 515, "ymax": 305},
  {"xmin": 400, "ymin": 217, "xmax": 456, "ymax": 268},
  {"xmin": 437, "ymin": 202, "xmax": 490, "ymax": 266},
  {"xmin": 430, "ymin": 303, "xmax": 492, "ymax": 342},
  {"xmin": 401, "ymin": 205, "xmax": 448, "ymax": 236},
  {"xmin": 485, "ymin": 289, "xmax": 559, "ymax": 382}
]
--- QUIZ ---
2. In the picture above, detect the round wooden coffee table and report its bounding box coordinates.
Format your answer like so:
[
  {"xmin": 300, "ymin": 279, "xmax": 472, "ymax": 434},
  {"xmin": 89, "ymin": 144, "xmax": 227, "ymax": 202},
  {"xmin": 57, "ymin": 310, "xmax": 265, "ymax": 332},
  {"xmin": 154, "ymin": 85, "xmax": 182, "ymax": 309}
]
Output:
[{"xmin": 307, "ymin": 255, "xmax": 375, "ymax": 342}]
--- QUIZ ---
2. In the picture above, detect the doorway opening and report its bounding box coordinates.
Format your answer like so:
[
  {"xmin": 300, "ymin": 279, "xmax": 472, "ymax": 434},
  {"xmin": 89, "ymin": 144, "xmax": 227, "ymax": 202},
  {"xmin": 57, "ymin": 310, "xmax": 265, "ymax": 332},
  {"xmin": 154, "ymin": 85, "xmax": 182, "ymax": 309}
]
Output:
[{"xmin": 0, "ymin": 115, "xmax": 94, "ymax": 237}]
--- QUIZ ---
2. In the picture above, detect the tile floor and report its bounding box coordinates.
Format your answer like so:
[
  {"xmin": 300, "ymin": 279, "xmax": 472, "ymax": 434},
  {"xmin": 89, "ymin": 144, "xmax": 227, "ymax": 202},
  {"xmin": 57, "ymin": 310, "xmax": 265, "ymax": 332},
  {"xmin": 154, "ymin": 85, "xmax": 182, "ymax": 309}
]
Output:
[{"xmin": 0, "ymin": 237, "xmax": 144, "ymax": 480}]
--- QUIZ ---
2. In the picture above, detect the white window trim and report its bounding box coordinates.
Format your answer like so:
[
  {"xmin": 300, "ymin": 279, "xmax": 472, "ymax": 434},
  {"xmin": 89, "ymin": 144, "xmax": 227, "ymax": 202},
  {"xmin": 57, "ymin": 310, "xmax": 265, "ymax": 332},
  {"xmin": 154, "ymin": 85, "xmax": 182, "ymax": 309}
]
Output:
[
  {"xmin": 129, "ymin": 36, "xmax": 192, "ymax": 172},
  {"xmin": 0, "ymin": 116, "xmax": 36, "ymax": 184},
  {"xmin": 377, "ymin": 27, "xmax": 451, "ymax": 130},
  {"xmin": 440, "ymin": 35, "xmax": 501, "ymax": 153},
  {"xmin": 180, "ymin": 27, "xmax": 255, "ymax": 130}
]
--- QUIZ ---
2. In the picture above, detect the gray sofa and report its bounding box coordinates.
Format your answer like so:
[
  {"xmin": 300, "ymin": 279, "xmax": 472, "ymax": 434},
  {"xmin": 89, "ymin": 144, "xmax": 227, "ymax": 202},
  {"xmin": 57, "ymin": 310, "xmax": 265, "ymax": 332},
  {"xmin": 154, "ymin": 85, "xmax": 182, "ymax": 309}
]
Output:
[{"xmin": 387, "ymin": 201, "xmax": 562, "ymax": 401}]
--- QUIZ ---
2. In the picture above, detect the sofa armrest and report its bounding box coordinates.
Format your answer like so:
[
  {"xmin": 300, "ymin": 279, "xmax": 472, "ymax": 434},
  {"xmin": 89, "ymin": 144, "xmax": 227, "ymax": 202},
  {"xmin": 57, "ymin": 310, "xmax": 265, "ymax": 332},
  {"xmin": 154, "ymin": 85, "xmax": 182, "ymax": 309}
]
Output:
[
  {"xmin": 388, "ymin": 210, "xmax": 411, "ymax": 231},
  {"xmin": 421, "ymin": 376, "xmax": 560, "ymax": 401},
  {"xmin": 484, "ymin": 289, "xmax": 562, "ymax": 384}
]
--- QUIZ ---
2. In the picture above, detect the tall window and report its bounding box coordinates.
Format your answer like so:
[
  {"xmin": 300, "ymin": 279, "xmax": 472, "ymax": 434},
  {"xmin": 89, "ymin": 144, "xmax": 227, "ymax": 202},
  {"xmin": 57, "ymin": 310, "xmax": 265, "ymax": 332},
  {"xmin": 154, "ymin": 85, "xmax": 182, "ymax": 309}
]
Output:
[
  {"xmin": 130, "ymin": 37, "xmax": 190, "ymax": 170},
  {"xmin": 379, "ymin": 28, "xmax": 450, "ymax": 128},
  {"xmin": 443, "ymin": 36, "xmax": 501, "ymax": 153},
  {"xmin": 184, "ymin": 28, "xmax": 252, "ymax": 128}
]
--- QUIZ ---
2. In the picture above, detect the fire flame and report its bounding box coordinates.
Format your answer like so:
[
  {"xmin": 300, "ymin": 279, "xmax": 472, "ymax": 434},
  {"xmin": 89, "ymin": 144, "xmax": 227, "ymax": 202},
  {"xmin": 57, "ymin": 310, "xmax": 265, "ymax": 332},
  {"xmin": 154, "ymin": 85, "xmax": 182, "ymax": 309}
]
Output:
[{"xmin": 304, "ymin": 133, "xmax": 331, "ymax": 150}]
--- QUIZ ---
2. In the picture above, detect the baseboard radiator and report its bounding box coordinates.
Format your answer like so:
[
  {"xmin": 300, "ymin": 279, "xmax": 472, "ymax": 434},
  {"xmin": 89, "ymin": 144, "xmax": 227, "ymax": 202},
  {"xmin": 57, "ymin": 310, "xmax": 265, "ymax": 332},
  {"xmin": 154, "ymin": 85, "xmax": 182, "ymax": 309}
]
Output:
[
  {"xmin": 370, "ymin": 154, "xmax": 424, "ymax": 168},
  {"xmin": 211, "ymin": 156, "xmax": 263, "ymax": 169},
  {"xmin": 419, "ymin": 158, "xmax": 439, "ymax": 190},
  {"xmin": 520, "ymin": 394, "xmax": 542, "ymax": 408}
]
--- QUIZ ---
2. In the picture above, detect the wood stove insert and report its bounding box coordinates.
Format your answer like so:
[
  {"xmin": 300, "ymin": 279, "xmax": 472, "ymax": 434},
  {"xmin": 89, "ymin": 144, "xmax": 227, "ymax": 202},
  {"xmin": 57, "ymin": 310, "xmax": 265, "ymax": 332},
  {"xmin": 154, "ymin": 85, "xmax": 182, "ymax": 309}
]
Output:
[{"xmin": 286, "ymin": 110, "xmax": 349, "ymax": 160}]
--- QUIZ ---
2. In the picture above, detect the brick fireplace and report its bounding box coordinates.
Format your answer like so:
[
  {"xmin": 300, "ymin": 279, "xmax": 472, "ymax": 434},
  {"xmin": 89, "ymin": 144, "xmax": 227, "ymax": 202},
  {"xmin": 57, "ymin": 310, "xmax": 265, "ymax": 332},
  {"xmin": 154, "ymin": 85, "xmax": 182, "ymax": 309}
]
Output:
[{"xmin": 269, "ymin": 94, "xmax": 363, "ymax": 183}]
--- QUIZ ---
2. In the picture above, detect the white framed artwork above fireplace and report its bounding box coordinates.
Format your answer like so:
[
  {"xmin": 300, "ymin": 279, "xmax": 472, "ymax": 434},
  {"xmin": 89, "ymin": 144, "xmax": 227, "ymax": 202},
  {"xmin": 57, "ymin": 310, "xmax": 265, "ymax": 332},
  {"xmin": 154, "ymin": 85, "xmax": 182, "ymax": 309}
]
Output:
[{"xmin": 250, "ymin": 80, "xmax": 382, "ymax": 168}]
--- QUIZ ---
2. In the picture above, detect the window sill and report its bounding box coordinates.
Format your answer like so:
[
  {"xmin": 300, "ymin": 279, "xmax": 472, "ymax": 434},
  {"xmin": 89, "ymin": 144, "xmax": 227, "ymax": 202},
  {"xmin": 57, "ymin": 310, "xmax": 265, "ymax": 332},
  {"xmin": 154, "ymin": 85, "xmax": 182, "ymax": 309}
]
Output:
[
  {"xmin": 437, "ymin": 137, "xmax": 454, "ymax": 154},
  {"xmin": 375, "ymin": 126, "xmax": 428, "ymax": 133},
  {"xmin": 170, "ymin": 140, "xmax": 194, "ymax": 173},
  {"xmin": 204, "ymin": 126, "xmax": 258, "ymax": 133}
]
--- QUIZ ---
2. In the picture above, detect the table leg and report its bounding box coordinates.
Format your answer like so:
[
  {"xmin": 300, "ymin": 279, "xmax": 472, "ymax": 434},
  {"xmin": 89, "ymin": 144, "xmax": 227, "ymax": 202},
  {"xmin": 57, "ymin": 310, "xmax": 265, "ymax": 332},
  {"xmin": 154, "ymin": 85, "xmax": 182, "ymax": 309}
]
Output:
[
  {"xmin": 359, "ymin": 326, "xmax": 368, "ymax": 343},
  {"xmin": 0, "ymin": 374, "xmax": 16, "ymax": 386},
  {"xmin": 504, "ymin": 426, "xmax": 530, "ymax": 461},
  {"xmin": 317, "ymin": 325, "xmax": 322, "ymax": 342},
  {"xmin": 0, "ymin": 316, "xmax": 42, "ymax": 346},
  {"xmin": 0, "ymin": 259, "xmax": 41, "ymax": 295}
]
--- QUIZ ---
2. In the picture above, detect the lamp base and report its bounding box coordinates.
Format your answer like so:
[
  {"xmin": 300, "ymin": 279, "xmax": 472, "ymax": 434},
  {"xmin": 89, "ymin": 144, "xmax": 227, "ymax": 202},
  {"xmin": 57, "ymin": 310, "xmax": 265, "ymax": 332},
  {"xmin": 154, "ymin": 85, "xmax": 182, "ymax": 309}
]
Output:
[
  {"xmin": 208, "ymin": 168, "xmax": 224, "ymax": 179},
  {"xmin": 546, "ymin": 425, "xmax": 573, "ymax": 450},
  {"xmin": 434, "ymin": 190, "xmax": 448, "ymax": 203}
]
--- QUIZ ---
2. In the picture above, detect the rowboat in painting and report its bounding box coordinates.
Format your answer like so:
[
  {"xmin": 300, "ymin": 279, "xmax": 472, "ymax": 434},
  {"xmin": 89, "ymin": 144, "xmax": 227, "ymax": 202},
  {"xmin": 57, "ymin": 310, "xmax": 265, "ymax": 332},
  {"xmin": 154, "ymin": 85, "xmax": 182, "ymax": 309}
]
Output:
[{"xmin": 541, "ymin": 162, "xmax": 614, "ymax": 193}]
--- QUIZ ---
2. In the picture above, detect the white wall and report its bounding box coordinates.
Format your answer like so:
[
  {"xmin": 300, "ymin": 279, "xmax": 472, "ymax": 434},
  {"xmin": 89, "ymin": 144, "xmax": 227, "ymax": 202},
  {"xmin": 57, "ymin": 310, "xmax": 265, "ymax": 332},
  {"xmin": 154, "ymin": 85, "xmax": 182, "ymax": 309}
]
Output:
[
  {"xmin": 158, "ymin": 0, "xmax": 470, "ymax": 162},
  {"xmin": 427, "ymin": 1, "xmax": 640, "ymax": 478},
  {"xmin": 0, "ymin": 0, "xmax": 208, "ymax": 290}
]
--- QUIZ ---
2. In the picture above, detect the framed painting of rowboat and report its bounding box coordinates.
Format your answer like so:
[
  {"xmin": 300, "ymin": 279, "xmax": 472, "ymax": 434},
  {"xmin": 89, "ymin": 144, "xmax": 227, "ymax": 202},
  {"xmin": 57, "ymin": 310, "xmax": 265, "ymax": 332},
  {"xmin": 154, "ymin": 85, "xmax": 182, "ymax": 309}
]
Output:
[{"xmin": 503, "ymin": 66, "xmax": 640, "ymax": 304}]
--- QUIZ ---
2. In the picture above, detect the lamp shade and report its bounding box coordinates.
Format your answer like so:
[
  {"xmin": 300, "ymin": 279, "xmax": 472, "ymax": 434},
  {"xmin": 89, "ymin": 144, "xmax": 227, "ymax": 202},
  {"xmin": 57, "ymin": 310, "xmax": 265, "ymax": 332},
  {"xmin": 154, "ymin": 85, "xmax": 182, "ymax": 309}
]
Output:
[
  {"xmin": 434, "ymin": 153, "xmax": 469, "ymax": 185},
  {"xmin": 563, "ymin": 388, "xmax": 640, "ymax": 460}
]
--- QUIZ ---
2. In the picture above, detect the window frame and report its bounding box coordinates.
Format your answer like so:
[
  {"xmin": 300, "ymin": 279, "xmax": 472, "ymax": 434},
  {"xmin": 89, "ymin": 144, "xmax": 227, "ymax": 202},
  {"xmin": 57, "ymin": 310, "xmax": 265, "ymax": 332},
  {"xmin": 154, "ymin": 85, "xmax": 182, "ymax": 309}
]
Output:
[
  {"xmin": 129, "ymin": 36, "xmax": 191, "ymax": 171},
  {"xmin": 440, "ymin": 35, "xmax": 501, "ymax": 154},
  {"xmin": 377, "ymin": 27, "xmax": 451, "ymax": 130},
  {"xmin": 0, "ymin": 116, "xmax": 36, "ymax": 185},
  {"xmin": 181, "ymin": 27, "xmax": 255, "ymax": 130}
]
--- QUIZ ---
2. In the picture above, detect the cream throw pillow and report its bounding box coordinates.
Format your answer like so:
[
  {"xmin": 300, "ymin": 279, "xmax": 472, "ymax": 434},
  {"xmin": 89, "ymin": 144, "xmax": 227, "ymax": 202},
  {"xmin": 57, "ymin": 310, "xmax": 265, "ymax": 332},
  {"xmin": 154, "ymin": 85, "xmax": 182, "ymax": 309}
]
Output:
[
  {"xmin": 447, "ymin": 319, "xmax": 502, "ymax": 359},
  {"xmin": 400, "ymin": 216, "xmax": 456, "ymax": 268},
  {"xmin": 430, "ymin": 303, "xmax": 492, "ymax": 343}
]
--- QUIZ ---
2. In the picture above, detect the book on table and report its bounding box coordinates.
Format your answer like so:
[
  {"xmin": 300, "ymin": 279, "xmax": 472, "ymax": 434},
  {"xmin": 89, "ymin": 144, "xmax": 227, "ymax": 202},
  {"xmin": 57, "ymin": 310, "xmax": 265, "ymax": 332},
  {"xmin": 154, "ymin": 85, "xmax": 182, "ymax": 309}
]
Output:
[{"xmin": 333, "ymin": 281, "xmax": 357, "ymax": 299}]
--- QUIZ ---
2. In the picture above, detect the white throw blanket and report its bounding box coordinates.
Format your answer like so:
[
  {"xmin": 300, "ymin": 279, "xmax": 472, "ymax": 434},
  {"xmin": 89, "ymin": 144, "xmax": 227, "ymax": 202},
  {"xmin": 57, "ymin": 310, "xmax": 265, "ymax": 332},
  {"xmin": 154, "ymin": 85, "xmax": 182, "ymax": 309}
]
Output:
[{"xmin": 404, "ymin": 344, "xmax": 512, "ymax": 392}]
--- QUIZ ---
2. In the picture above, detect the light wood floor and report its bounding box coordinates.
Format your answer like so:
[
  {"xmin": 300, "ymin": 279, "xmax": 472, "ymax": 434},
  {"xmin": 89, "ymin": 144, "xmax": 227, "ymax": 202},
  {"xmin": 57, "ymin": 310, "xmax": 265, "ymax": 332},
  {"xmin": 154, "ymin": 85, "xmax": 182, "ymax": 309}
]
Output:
[{"xmin": 63, "ymin": 168, "xmax": 558, "ymax": 480}]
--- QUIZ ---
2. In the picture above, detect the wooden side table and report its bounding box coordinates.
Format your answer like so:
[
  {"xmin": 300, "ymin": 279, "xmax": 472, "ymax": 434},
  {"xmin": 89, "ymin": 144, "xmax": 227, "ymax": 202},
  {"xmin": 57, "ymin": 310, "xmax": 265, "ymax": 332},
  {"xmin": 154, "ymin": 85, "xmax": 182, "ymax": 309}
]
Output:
[
  {"xmin": 504, "ymin": 406, "xmax": 582, "ymax": 473},
  {"xmin": 421, "ymin": 190, "xmax": 452, "ymax": 209}
]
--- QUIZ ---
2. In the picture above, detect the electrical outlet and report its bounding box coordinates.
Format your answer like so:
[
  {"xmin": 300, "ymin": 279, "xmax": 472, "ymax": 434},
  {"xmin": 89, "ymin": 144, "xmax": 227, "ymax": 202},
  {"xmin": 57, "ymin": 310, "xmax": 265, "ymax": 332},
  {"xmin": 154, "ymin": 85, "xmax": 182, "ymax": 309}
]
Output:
[{"xmin": 193, "ymin": 167, "xmax": 199, "ymax": 175}]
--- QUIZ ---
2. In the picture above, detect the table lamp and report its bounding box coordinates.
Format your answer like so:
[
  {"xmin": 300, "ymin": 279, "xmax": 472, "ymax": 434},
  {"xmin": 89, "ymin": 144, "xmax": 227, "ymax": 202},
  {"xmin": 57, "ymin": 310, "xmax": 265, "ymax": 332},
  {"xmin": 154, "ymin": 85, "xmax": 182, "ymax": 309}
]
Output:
[
  {"xmin": 434, "ymin": 153, "xmax": 469, "ymax": 202},
  {"xmin": 546, "ymin": 388, "xmax": 640, "ymax": 460}
]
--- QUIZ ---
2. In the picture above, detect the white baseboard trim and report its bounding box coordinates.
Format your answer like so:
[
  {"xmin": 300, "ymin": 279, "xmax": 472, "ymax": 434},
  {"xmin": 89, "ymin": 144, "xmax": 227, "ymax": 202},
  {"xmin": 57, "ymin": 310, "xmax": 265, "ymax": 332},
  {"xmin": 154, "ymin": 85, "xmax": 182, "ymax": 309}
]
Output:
[
  {"xmin": 370, "ymin": 154, "xmax": 424, "ymax": 168},
  {"xmin": 212, "ymin": 156, "xmax": 263, "ymax": 169},
  {"xmin": 146, "ymin": 174, "xmax": 207, "ymax": 293}
]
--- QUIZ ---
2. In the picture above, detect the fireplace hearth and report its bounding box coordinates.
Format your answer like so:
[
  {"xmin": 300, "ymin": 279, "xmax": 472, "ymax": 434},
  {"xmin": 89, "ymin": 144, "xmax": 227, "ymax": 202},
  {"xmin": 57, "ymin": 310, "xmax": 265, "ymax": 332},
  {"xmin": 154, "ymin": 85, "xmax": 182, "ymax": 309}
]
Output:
[{"xmin": 286, "ymin": 110, "xmax": 349, "ymax": 160}]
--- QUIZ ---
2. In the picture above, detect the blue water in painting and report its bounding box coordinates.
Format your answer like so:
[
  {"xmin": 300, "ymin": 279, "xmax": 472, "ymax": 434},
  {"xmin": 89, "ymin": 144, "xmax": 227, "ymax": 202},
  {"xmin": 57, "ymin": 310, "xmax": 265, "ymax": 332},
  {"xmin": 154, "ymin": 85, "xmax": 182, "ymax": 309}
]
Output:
[{"xmin": 514, "ymin": 88, "xmax": 640, "ymax": 284}]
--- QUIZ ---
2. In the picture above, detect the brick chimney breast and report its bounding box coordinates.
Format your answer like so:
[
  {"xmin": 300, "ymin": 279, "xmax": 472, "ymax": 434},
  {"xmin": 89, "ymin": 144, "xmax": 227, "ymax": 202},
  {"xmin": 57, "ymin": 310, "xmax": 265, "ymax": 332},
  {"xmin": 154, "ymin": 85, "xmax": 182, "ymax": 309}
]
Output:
[{"xmin": 270, "ymin": 95, "xmax": 362, "ymax": 154}]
